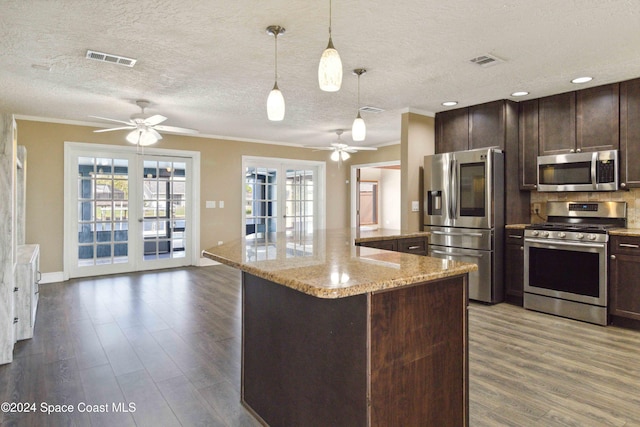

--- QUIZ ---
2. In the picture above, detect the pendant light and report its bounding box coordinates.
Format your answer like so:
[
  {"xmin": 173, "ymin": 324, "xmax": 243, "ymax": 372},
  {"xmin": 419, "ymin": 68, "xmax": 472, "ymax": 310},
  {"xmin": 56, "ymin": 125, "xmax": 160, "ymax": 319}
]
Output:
[
  {"xmin": 266, "ymin": 25, "xmax": 285, "ymax": 121},
  {"xmin": 351, "ymin": 68, "xmax": 366, "ymax": 141},
  {"xmin": 318, "ymin": 0, "xmax": 342, "ymax": 92}
]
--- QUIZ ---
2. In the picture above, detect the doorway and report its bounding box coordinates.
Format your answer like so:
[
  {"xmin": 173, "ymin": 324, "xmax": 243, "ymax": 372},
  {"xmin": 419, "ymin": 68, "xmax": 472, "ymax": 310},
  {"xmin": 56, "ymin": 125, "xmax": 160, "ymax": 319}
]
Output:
[
  {"xmin": 64, "ymin": 143, "xmax": 200, "ymax": 279},
  {"xmin": 351, "ymin": 161, "xmax": 401, "ymax": 230}
]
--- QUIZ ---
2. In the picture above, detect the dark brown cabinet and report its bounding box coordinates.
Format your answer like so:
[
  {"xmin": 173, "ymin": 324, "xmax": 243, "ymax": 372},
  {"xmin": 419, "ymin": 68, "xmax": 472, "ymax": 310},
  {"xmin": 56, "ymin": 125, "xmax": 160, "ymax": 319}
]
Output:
[
  {"xmin": 609, "ymin": 235, "xmax": 640, "ymax": 328},
  {"xmin": 539, "ymin": 92, "xmax": 576, "ymax": 155},
  {"xmin": 357, "ymin": 236, "xmax": 428, "ymax": 256},
  {"xmin": 518, "ymin": 99, "xmax": 539, "ymax": 190},
  {"xmin": 576, "ymin": 83, "xmax": 619, "ymax": 152},
  {"xmin": 504, "ymin": 229, "xmax": 525, "ymax": 306},
  {"xmin": 435, "ymin": 107, "xmax": 469, "ymax": 153},
  {"xmin": 620, "ymin": 78, "xmax": 640, "ymax": 188}
]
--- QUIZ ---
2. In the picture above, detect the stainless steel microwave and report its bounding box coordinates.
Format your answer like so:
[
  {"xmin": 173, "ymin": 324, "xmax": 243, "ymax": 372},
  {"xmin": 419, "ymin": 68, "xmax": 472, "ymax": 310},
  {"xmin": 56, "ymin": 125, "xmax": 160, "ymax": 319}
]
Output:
[{"xmin": 537, "ymin": 149, "xmax": 618, "ymax": 192}]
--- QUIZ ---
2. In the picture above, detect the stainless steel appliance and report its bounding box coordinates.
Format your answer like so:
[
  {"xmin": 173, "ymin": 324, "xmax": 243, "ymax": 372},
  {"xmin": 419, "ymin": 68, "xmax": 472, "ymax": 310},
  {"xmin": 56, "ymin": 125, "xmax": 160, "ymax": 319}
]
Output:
[
  {"xmin": 524, "ymin": 201, "xmax": 627, "ymax": 325},
  {"xmin": 424, "ymin": 147, "xmax": 504, "ymax": 303},
  {"xmin": 537, "ymin": 149, "xmax": 618, "ymax": 192}
]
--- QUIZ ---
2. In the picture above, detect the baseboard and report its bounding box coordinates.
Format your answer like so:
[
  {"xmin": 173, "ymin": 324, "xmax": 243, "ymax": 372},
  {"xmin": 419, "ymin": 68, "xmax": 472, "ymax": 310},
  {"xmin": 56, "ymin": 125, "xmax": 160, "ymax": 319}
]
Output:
[{"xmin": 40, "ymin": 271, "xmax": 65, "ymax": 284}]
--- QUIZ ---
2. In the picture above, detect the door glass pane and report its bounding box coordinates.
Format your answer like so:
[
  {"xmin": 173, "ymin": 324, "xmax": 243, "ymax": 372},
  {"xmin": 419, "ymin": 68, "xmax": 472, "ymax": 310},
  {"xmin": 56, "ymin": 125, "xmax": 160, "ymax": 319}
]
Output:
[
  {"xmin": 142, "ymin": 160, "xmax": 187, "ymax": 260},
  {"xmin": 285, "ymin": 168, "xmax": 314, "ymax": 236},
  {"xmin": 245, "ymin": 166, "xmax": 278, "ymax": 240},
  {"xmin": 77, "ymin": 157, "xmax": 129, "ymax": 267}
]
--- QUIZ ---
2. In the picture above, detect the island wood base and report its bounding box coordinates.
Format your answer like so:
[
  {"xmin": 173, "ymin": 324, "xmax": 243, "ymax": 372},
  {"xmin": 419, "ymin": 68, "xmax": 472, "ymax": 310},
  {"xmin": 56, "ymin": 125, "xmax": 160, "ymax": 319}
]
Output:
[{"xmin": 241, "ymin": 272, "xmax": 469, "ymax": 426}]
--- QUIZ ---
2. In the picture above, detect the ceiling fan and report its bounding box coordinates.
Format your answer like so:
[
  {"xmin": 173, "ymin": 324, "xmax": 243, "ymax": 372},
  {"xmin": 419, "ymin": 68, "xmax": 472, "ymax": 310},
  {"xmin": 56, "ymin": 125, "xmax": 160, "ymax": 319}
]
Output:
[
  {"xmin": 90, "ymin": 100, "xmax": 198, "ymax": 146},
  {"xmin": 308, "ymin": 130, "xmax": 377, "ymax": 163}
]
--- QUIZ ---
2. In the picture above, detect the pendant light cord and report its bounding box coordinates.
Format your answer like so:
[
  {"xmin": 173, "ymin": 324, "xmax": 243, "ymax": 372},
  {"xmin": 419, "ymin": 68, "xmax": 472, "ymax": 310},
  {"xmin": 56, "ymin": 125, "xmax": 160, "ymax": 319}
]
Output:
[
  {"xmin": 274, "ymin": 32, "xmax": 278, "ymax": 83},
  {"xmin": 329, "ymin": 0, "xmax": 333, "ymax": 38}
]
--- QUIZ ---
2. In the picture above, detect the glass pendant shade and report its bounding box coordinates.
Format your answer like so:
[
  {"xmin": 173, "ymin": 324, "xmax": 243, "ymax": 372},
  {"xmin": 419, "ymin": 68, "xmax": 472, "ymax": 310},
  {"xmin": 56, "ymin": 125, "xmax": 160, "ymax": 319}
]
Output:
[
  {"xmin": 267, "ymin": 83, "xmax": 285, "ymax": 121},
  {"xmin": 126, "ymin": 129, "xmax": 159, "ymax": 146},
  {"xmin": 340, "ymin": 150, "xmax": 350, "ymax": 161},
  {"xmin": 352, "ymin": 112, "xmax": 366, "ymax": 141},
  {"xmin": 318, "ymin": 37, "xmax": 342, "ymax": 92}
]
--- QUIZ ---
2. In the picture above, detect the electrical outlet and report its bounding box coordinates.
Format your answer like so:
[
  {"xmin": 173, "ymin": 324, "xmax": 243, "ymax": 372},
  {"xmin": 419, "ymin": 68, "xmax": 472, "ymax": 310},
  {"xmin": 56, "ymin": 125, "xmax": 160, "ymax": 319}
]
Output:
[{"xmin": 532, "ymin": 203, "xmax": 541, "ymax": 214}]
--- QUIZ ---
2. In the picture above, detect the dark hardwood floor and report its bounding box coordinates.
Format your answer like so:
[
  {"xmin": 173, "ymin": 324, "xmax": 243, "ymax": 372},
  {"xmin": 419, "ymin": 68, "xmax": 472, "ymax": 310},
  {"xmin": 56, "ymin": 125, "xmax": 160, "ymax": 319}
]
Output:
[{"xmin": 1, "ymin": 264, "xmax": 639, "ymax": 426}]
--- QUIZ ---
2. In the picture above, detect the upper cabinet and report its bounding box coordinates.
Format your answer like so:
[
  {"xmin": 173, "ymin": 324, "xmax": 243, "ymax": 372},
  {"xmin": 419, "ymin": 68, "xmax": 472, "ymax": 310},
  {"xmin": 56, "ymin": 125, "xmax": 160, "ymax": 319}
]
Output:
[
  {"xmin": 538, "ymin": 92, "xmax": 577, "ymax": 155},
  {"xmin": 620, "ymin": 78, "xmax": 640, "ymax": 188},
  {"xmin": 435, "ymin": 107, "xmax": 468, "ymax": 153},
  {"xmin": 539, "ymin": 84, "xmax": 619, "ymax": 156},
  {"xmin": 518, "ymin": 99, "xmax": 539, "ymax": 190},
  {"xmin": 435, "ymin": 100, "xmax": 514, "ymax": 153}
]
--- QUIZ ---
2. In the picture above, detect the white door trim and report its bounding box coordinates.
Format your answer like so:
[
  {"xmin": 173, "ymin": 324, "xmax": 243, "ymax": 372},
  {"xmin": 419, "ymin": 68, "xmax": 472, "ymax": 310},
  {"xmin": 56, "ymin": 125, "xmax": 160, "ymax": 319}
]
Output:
[{"xmin": 350, "ymin": 160, "xmax": 400, "ymax": 229}]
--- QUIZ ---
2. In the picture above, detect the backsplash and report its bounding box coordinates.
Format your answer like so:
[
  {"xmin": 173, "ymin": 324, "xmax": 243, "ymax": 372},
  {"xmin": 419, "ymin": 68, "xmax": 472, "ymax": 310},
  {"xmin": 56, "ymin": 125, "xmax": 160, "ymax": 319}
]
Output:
[{"xmin": 530, "ymin": 188, "xmax": 640, "ymax": 228}]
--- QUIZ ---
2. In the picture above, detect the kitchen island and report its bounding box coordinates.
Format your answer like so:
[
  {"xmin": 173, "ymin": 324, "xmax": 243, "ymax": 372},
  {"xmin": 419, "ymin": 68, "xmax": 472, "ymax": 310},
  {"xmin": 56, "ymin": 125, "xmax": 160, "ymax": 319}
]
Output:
[{"xmin": 202, "ymin": 229, "xmax": 477, "ymax": 427}]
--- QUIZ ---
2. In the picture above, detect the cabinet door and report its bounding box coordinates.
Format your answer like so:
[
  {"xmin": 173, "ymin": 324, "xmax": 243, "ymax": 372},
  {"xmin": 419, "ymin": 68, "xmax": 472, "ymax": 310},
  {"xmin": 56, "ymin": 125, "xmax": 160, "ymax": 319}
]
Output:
[
  {"xmin": 610, "ymin": 236, "xmax": 640, "ymax": 321},
  {"xmin": 435, "ymin": 108, "xmax": 469, "ymax": 153},
  {"xmin": 620, "ymin": 78, "xmax": 640, "ymax": 188},
  {"xmin": 504, "ymin": 230, "xmax": 524, "ymax": 305},
  {"xmin": 469, "ymin": 100, "xmax": 506, "ymax": 150},
  {"xmin": 576, "ymin": 83, "xmax": 619, "ymax": 152},
  {"xmin": 518, "ymin": 99, "xmax": 539, "ymax": 190},
  {"xmin": 358, "ymin": 239, "xmax": 398, "ymax": 251},
  {"xmin": 539, "ymin": 92, "xmax": 576, "ymax": 155}
]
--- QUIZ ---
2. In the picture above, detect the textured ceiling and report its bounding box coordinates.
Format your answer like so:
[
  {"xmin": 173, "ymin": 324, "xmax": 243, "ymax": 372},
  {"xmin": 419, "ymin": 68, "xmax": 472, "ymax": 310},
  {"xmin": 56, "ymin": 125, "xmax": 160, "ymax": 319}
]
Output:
[{"xmin": 2, "ymin": 0, "xmax": 640, "ymax": 148}]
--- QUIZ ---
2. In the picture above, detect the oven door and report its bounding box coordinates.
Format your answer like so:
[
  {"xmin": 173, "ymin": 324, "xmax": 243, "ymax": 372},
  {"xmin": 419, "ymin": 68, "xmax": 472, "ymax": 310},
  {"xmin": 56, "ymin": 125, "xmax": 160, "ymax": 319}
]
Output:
[{"xmin": 524, "ymin": 237, "xmax": 607, "ymax": 307}]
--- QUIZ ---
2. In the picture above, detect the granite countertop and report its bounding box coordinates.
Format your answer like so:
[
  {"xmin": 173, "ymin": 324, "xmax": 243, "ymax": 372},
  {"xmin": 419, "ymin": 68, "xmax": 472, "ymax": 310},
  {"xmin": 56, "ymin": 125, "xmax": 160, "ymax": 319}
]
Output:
[
  {"xmin": 202, "ymin": 229, "xmax": 476, "ymax": 299},
  {"xmin": 609, "ymin": 228, "xmax": 640, "ymax": 237},
  {"xmin": 353, "ymin": 228, "xmax": 430, "ymax": 243},
  {"xmin": 505, "ymin": 224, "xmax": 529, "ymax": 230}
]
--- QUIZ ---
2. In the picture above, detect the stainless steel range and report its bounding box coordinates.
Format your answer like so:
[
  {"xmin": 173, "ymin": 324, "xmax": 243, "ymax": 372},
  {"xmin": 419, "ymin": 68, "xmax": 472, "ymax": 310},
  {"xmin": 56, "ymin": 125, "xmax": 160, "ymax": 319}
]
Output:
[{"xmin": 524, "ymin": 201, "xmax": 627, "ymax": 325}]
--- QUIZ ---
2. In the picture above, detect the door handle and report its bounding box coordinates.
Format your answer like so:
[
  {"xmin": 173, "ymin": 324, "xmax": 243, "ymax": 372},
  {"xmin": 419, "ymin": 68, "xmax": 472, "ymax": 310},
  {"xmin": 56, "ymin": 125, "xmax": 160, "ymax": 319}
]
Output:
[
  {"xmin": 432, "ymin": 231, "xmax": 483, "ymax": 237},
  {"xmin": 431, "ymin": 249, "xmax": 483, "ymax": 258}
]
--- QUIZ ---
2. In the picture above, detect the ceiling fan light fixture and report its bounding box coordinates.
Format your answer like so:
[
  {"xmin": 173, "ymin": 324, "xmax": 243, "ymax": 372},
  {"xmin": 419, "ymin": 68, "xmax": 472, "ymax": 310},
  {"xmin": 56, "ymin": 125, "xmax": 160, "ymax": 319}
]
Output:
[
  {"xmin": 126, "ymin": 129, "xmax": 159, "ymax": 146},
  {"xmin": 318, "ymin": 0, "xmax": 342, "ymax": 92},
  {"xmin": 330, "ymin": 150, "xmax": 340, "ymax": 162},
  {"xmin": 340, "ymin": 150, "xmax": 350, "ymax": 161},
  {"xmin": 266, "ymin": 25, "xmax": 286, "ymax": 121}
]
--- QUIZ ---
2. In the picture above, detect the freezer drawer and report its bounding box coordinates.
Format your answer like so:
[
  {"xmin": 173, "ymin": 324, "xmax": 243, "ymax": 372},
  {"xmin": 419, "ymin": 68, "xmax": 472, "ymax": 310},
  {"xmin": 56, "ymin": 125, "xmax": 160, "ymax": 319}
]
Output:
[
  {"xmin": 428, "ymin": 244, "xmax": 496, "ymax": 303},
  {"xmin": 425, "ymin": 225, "xmax": 493, "ymax": 251}
]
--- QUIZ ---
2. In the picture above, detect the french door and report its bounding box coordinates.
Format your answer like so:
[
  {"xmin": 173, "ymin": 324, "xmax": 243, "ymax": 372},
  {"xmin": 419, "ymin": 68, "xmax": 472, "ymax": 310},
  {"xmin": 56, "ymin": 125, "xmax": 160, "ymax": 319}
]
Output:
[
  {"xmin": 65, "ymin": 143, "xmax": 199, "ymax": 279},
  {"xmin": 243, "ymin": 157, "xmax": 325, "ymax": 242}
]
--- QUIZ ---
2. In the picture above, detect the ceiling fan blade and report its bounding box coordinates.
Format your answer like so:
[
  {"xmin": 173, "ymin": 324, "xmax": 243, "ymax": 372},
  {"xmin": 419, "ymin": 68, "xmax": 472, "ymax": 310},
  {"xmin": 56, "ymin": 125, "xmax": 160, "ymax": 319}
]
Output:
[
  {"xmin": 154, "ymin": 125, "xmax": 199, "ymax": 135},
  {"xmin": 89, "ymin": 115, "xmax": 134, "ymax": 126},
  {"xmin": 349, "ymin": 147, "xmax": 378, "ymax": 151},
  {"xmin": 93, "ymin": 126, "xmax": 136, "ymax": 133},
  {"xmin": 144, "ymin": 114, "xmax": 168, "ymax": 126},
  {"xmin": 306, "ymin": 146, "xmax": 334, "ymax": 150},
  {"xmin": 148, "ymin": 128, "xmax": 163, "ymax": 140}
]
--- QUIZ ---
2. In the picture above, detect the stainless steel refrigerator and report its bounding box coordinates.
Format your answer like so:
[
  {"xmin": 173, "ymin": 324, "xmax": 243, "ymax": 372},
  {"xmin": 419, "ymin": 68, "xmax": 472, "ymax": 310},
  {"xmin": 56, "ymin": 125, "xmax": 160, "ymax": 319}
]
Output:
[{"xmin": 424, "ymin": 147, "xmax": 504, "ymax": 303}]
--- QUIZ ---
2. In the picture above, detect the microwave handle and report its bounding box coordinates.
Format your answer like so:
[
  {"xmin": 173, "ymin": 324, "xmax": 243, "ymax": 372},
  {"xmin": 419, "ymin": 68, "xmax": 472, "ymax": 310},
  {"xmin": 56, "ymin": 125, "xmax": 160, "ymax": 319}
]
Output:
[{"xmin": 591, "ymin": 151, "xmax": 598, "ymax": 190}]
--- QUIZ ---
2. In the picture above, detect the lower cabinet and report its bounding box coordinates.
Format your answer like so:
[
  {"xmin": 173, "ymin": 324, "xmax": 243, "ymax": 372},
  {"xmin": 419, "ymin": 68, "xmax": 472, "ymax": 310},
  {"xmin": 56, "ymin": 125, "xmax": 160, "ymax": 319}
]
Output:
[
  {"xmin": 504, "ymin": 229, "xmax": 525, "ymax": 306},
  {"xmin": 610, "ymin": 236, "xmax": 640, "ymax": 327},
  {"xmin": 358, "ymin": 236, "xmax": 428, "ymax": 256},
  {"xmin": 15, "ymin": 244, "xmax": 40, "ymax": 341}
]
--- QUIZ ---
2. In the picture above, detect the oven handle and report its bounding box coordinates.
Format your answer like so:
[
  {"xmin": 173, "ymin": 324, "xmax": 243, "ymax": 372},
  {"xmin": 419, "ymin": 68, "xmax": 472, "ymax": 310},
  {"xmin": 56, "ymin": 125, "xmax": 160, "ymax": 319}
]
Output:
[
  {"xmin": 591, "ymin": 151, "xmax": 598, "ymax": 190},
  {"xmin": 431, "ymin": 249, "xmax": 483, "ymax": 258},
  {"xmin": 525, "ymin": 237, "xmax": 606, "ymax": 250}
]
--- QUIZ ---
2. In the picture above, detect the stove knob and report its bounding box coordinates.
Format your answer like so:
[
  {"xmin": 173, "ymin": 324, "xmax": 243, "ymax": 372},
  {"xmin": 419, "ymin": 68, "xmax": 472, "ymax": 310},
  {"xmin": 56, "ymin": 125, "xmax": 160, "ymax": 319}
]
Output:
[
  {"xmin": 542, "ymin": 231, "xmax": 550, "ymax": 238},
  {"xmin": 532, "ymin": 230, "xmax": 539, "ymax": 237},
  {"xmin": 587, "ymin": 234, "xmax": 597, "ymax": 241},
  {"xmin": 558, "ymin": 232, "xmax": 566, "ymax": 238},
  {"xmin": 576, "ymin": 233, "xmax": 585, "ymax": 239}
]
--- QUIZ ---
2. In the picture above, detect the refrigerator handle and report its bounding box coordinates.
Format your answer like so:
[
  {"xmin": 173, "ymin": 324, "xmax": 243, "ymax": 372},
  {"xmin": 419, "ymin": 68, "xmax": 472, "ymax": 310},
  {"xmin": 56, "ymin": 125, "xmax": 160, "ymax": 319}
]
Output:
[{"xmin": 450, "ymin": 159, "xmax": 457, "ymax": 219}]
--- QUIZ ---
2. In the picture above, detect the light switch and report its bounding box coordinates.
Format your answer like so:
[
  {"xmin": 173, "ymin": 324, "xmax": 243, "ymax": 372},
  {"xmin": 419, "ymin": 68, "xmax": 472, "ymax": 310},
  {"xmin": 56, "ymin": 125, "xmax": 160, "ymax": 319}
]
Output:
[
  {"xmin": 411, "ymin": 201, "xmax": 420, "ymax": 212},
  {"xmin": 219, "ymin": 200, "xmax": 224, "ymax": 208},
  {"xmin": 206, "ymin": 201, "xmax": 216, "ymax": 208}
]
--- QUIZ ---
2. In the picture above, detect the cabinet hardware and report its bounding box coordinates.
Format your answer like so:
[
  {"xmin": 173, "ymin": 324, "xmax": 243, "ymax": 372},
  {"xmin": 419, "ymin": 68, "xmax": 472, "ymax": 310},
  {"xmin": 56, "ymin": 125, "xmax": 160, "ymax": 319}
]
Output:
[
  {"xmin": 520, "ymin": 246, "xmax": 524, "ymax": 251},
  {"xmin": 611, "ymin": 255, "xmax": 616, "ymax": 260},
  {"xmin": 408, "ymin": 245, "xmax": 421, "ymax": 250},
  {"xmin": 576, "ymin": 148, "xmax": 582, "ymax": 152},
  {"xmin": 508, "ymin": 235, "xmax": 522, "ymax": 239},
  {"xmin": 13, "ymin": 317, "xmax": 18, "ymax": 324},
  {"xmin": 13, "ymin": 287, "xmax": 18, "ymax": 292},
  {"xmin": 619, "ymin": 243, "xmax": 640, "ymax": 249},
  {"xmin": 570, "ymin": 149, "xmax": 575, "ymax": 153},
  {"xmin": 621, "ymin": 182, "xmax": 627, "ymax": 188}
]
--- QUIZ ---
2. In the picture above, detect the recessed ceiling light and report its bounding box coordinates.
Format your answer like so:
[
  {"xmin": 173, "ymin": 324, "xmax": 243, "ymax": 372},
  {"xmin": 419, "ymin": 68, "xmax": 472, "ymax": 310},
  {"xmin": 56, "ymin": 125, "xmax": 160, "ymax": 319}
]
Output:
[
  {"xmin": 442, "ymin": 101, "xmax": 458, "ymax": 107},
  {"xmin": 511, "ymin": 91, "xmax": 529, "ymax": 97},
  {"xmin": 571, "ymin": 76, "xmax": 593, "ymax": 84}
]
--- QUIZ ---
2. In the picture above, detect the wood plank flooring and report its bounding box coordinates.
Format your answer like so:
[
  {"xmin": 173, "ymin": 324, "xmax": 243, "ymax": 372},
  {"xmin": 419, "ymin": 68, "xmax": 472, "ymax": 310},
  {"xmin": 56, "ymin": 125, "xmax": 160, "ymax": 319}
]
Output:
[{"xmin": 1, "ymin": 264, "xmax": 639, "ymax": 426}]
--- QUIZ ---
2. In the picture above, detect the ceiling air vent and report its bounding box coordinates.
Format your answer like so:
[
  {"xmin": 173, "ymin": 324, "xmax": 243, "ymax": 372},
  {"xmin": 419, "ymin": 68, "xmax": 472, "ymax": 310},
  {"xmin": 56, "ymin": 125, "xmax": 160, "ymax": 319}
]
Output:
[
  {"xmin": 86, "ymin": 50, "xmax": 137, "ymax": 67},
  {"xmin": 469, "ymin": 54, "xmax": 503, "ymax": 68},
  {"xmin": 359, "ymin": 106, "xmax": 385, "ymax": 114}
]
